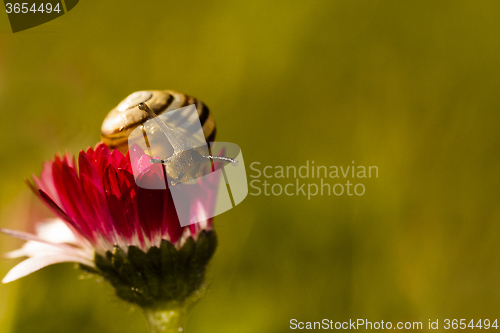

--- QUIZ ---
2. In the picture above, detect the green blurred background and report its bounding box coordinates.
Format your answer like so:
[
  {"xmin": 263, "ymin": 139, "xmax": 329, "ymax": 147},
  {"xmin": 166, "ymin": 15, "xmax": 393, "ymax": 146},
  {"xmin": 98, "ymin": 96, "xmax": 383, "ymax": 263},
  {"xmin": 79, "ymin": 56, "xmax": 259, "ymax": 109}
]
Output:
[{"xmin": 1, "ymin": 1, "xmax": 500, "ymax": 332}]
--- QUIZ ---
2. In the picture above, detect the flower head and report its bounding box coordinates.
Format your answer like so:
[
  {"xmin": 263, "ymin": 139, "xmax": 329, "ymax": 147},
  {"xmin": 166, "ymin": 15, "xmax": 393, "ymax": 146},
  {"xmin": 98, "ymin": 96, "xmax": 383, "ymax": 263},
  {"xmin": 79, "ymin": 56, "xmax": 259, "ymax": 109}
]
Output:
[{"xmin": 1, "ymin": 143, "xmax": 218, "ymax": 308}]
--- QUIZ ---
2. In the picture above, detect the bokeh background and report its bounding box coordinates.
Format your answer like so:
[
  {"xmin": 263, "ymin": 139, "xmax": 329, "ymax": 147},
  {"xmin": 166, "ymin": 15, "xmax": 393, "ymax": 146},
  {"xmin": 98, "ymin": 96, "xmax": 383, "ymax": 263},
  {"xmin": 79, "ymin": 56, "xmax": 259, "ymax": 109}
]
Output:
[{"xmin": 1, "ymin": 1, "xmax": 500, "ymax": 332}]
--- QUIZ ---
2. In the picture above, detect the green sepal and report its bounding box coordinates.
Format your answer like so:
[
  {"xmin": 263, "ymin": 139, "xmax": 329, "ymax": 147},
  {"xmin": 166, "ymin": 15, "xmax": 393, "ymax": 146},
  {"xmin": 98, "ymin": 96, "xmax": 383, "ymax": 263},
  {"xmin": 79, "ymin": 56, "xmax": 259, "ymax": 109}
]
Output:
[
  {"xmin": 177, "ymin": 237, "xmax": 196, "ymax": 299},
  {"xmin": 111, "ymin": 245, "xmax": 125, "ymax": 271},
  {"xmin": 159, "ymin": 239, "xmax": 180, "ymax": 300},
  {"xmin": 190, "ymin": 230, "xmax": 218, "ymax": 271},
  {"xmin": 146, "ymin": 246, "xmax": 162, "ymax": 298},
  {"xmin": 90, "ymin": 231, "xmax": 217, "ymax": 308}
]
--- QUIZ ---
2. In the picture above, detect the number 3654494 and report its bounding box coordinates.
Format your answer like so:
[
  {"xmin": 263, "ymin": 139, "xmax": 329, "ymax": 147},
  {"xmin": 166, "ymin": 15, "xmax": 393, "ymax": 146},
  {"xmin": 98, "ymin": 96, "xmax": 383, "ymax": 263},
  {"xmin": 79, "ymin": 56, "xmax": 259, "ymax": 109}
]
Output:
[
  {"xmin": 443, "ymin": 319, "xmax": 498, "ymax": 330},
  {"xmin": 5, "ymin": 3, "xmax": 61, "ymax": 14}
]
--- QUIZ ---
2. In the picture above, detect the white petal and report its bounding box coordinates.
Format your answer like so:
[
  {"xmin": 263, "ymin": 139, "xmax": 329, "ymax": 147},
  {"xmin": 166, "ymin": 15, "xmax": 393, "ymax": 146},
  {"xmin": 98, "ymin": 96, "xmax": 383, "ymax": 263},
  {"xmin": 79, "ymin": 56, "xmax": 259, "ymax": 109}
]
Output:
[
  {"xmin": 35, "ymin": 218, "xmax": 77, "ymax": 244},
  {"xmin": 0, "ymin": 227, "xmax": 76, "ymax": 252},
  {"xmin": 3, "ymin": 247, "xmax": 31, "ymax": 259},
  {"xmin": 0, "ymin": 227, "xmax": 55, "ymax": 244},
  {"xmin": 2, "ymin": 254, "xmax": 95, "ymax": 283},
  {"xmin": 3, "ymin": 241, "xmax": 79, "ymax": 259}
]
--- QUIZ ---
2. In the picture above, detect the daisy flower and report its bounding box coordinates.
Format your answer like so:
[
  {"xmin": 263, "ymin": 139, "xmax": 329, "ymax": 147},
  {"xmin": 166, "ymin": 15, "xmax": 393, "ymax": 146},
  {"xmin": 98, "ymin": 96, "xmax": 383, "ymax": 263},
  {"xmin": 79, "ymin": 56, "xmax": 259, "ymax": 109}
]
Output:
[{"xmin": 1, "ymin": 143, "xmax": 219, "ymax": 332}]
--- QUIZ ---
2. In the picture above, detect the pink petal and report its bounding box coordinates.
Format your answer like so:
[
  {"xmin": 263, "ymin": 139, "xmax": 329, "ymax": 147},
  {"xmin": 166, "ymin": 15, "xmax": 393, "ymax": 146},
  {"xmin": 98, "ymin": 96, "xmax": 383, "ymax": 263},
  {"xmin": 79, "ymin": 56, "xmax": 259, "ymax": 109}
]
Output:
[
  {"xmin": 164, "ymin": 189, "xmax": 183, "ymax": 243},
  {"xmin": 52, "ymin": 161, "xmax": 88, "ymax": 232},
  {"xmin": 32, "ymin": 161, "xmax": 62, "ymax": 207},
  {"xmin": 78, "ymin": 150, "xmax": 102, "ymax": 192},
  {"xmin": 38, "ymin": 190, "xmax": 91, "ymax": 243},
  {"xmin": 103, "ymin": 167, "xmax": 133, "ymax": 240},
  {"xmin": 80, "ymin": 173, "xmax": 114, "ymax": 239},
  {"xmin": 86, "ymin": 146, "xmax": 95, "ymax": 159},
  {"xmin": 94, "ymin": 144, "xmax": 112, "ymax": 179},
  {"xmin": 111, "ymin": 149, "xmax": 127, "ymax": 169},
  {"xmin": 121, "ymin": 186, "xmax": 144, "ymax": 248},
  {"xmin": 137, "ymin": 171, "xmax": 165, "ymax": 241}
]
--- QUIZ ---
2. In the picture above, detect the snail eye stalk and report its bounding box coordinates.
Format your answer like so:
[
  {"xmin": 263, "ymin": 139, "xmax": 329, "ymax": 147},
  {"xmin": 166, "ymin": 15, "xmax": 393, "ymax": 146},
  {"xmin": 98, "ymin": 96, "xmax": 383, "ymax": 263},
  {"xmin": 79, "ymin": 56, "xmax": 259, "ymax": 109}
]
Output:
[
  {"xmin": 150, "ymin": 156, "xmax": 238, "ymax": 165},
  {"xmin": 201, "ymin": 155, "xmax": 238, "ymax": 166}
]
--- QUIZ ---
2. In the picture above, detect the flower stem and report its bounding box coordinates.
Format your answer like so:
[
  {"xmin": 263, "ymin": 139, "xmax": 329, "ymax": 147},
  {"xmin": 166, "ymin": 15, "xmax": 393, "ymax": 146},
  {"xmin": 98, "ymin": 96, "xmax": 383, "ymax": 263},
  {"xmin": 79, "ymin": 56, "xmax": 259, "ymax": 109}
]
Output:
[{"xmin": 143, "ymin": 304, "xmax": 187, "ymax": 333}]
